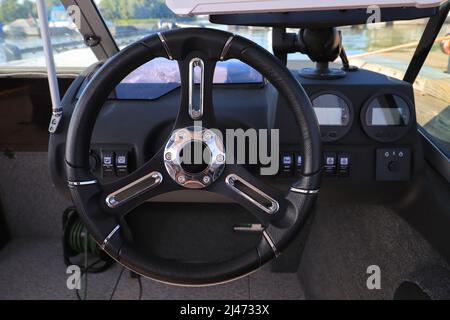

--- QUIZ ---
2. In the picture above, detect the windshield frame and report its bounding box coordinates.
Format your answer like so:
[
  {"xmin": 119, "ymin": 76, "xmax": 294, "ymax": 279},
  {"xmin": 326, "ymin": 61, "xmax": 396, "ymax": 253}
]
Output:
[{"xmin": 60, "ymin": 0, "xmax": 118, "ymax": 60}]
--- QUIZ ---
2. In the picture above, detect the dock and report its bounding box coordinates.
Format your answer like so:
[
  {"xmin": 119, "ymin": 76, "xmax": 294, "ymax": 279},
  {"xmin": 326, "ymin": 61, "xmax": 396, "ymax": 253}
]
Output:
[{"xmin": 349, "ymin": 38, "xmax": 450, "ymax": 145}]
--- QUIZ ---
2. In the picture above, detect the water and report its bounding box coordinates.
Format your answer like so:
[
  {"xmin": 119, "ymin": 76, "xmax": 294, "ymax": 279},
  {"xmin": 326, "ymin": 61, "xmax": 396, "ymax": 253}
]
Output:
[
  {"xmin": 228, "ymin": 23, "xmax": 432, "ymax": 57},
  {"xmin": 0, "ymin": 22, "xmax": 446, "ymax": 66}
]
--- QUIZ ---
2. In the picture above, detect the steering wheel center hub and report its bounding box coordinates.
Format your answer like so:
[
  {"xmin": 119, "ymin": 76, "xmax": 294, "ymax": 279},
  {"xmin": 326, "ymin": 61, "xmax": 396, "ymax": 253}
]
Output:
[
  {"xmin": 164, "ymin": 126, "xmax": 226, "ymax": 189},
  {"xmin": 180, "ymin": 141, "xmax": 211, "ymax": 174}
]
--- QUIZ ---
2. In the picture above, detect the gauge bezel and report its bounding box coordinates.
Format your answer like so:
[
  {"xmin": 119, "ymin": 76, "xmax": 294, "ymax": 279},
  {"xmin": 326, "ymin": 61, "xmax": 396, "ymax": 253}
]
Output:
[
  {"xmin": 361, "ymin": 91, "xmax": 414, "ymax": 143},
  {"xmin": 310, "ymin": 91, "xmax": 354, "ymax": 142}
]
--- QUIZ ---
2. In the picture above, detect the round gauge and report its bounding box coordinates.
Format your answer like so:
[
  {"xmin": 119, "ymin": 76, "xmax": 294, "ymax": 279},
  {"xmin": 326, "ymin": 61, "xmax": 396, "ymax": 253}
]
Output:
[
  {"xmin": 311, "ymin": 92, "xmax": 353, "ymax": 142},
  {"xmin": 361, "ymin": 92, "xmax": 413, "ymax": 142}
]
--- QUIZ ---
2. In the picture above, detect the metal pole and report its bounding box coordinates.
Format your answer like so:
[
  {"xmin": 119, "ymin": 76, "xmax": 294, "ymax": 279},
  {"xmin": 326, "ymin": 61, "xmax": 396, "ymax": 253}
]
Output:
[
  {"xmin": 36, "ymin": 0, "xmax": 62, "ymax": 133},
  {"xmin": 403, "ymin": 1, "xmax": 450, "ymax": 83}
]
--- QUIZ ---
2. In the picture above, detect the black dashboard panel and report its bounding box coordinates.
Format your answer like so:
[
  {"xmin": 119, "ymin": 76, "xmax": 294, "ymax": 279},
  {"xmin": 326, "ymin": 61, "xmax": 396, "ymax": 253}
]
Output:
[
  {"xmin": 49, "ymin": 65, "xmax": 423, "ymax": 195},
  {"xmin": 273, "ymin": 69, "xmax": 420, "ymax": 184}
]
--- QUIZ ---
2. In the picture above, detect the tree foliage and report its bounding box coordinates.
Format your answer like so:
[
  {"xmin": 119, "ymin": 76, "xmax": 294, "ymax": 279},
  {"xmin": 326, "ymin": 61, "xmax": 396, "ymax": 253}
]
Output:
[
  {"xmin": 0, "ymin": 0, "xmax": 62, "ymax": 23},
  {"xmin": 0, "ymin": 0, "xmax": 30, "ymax": 23},
  {"xmin": 99, "ymin": 0, "xmax": 176, "ymax": 20},
  {"xmin": 0, "ymin": 0, "xmax": 174, "ymax": 24}
]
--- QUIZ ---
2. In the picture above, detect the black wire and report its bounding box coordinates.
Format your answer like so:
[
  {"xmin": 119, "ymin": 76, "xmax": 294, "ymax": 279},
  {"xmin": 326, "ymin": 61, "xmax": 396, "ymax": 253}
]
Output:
[
  {"xmin": 137, "ymin": 275, "xmax": 143, "ymax": 300},
  {"xmin": 75, "ymin": 263, "xmax": 144, "ymax": 300},
  {"xmin": 83, "ymin": 230, "xmax": 88, "ymax": 300},
  {"xmin": 109, "ymin": 266, "xmax": 125, "ymax": 300},
  {"xmin": 75, "ymin": 284, "xmax": 84, "ymax": 301},
  {"xmin": 75, "ymin": 259, "xmax": 104, "ymax": 300},
  {"xmin": 67, "ymin": 257, "xmax": 113, "ymax": 274}
]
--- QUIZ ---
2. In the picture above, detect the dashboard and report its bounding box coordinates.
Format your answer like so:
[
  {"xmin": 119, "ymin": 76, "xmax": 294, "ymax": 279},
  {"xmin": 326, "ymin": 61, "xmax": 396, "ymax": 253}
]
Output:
[{"xmin": 49, "ymin": 64, "xmax": 423, "ymax": 195}]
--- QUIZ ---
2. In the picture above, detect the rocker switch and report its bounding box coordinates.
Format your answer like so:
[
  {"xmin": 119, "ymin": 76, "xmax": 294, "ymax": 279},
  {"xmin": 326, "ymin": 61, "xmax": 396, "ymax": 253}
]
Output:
[
  {"xmin": 116, "ymin": 151, "xmax": 129, "ymax": 177},
  {"xmin": 323, "ymin": 152, "xmax": 337, "ymax": 176},
  {"xmin": 295, "ymin": 153, "xmax": 303, "ymax": 174},
  {"xmin": 338, "ymin": 153, "xmax": 351, "ymax": 177},
  {"xmin": 280, "ymin": 152, "xmax": 294, "ymax": 176},
  {"xmin": 101, "ymin": 150, "xmax": 115, "ymax": 178}
]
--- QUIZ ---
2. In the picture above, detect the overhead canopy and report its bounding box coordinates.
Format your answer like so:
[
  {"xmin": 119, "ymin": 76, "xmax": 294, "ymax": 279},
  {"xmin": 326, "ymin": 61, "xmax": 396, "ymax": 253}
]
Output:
[{"xmin": 166, "ymin": 0, "xmax": 444, "ymax": 16}]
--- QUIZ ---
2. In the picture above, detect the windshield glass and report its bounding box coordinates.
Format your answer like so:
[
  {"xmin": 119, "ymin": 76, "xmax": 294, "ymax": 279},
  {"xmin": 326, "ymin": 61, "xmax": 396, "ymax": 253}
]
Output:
[
  {"xmin": 97, "ymin": 0, "xmax": 430, "ymax": 69},
  {"xmin": 0, "ymin": 0, "xmax": 441, "ymax": 78},
  {"xmin": 0, "ymin": 0, "xmax": 97, "ymax": 70}
]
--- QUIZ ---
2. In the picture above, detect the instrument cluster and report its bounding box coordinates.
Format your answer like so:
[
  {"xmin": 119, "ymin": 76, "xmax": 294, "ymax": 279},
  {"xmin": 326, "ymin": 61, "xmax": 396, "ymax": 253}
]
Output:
[{"xmin": 310, "ymin": 91, "xmax": 414, "ymax": 143}]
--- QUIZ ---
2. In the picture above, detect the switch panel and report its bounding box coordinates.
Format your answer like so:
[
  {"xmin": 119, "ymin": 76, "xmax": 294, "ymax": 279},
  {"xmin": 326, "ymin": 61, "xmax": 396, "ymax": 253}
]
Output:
[
  {"xmin": 278, "ymin": 150, "xmax": 352, "ymax": 178},
  {"xmin": 376, "ymin": 148, "xmax": 411, "ymax": 181},
  {"xmin": 93, "ymin": 147, "xmax": 134, "ymax": 179}
]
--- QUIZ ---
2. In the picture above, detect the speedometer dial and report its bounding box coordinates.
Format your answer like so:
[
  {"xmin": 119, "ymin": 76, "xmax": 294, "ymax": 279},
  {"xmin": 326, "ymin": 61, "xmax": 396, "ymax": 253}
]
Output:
[{"xmin": 311, "ymin": 92, "xmax": 353, "ymax": 142}]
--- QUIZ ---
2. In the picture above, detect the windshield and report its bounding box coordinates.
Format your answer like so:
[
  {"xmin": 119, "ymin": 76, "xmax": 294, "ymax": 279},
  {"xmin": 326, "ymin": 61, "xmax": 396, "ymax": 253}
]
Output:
[
  {"xmin": 0, "ymin": 1, "xmax": 447, "ymax": 81},
  {"xmin": 0, "ymin": 0, "xmax": 435, "ymax": 72},
  {"xmin": 0, "ymin": 0, "xmax": 97, "ymax": 70}
]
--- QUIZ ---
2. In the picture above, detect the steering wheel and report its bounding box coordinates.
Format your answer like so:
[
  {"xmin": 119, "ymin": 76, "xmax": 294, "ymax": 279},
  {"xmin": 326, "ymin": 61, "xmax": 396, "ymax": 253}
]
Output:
[{"xmin": 66, "ymin": 28, "xmax": 322, "ymax": 286}]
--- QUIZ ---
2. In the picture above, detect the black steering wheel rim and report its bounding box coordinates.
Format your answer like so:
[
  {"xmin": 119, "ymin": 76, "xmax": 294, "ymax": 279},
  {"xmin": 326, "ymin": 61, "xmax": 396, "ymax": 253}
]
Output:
[{"xmin": 66, "ymin": 28, "xmax": 322, "ymax": 286}]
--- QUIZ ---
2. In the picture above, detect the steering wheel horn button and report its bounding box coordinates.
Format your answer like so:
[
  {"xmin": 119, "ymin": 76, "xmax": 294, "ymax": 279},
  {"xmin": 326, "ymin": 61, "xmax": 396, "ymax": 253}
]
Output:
[
  {"xmin": 225, "ymin": 174, "xmax": 279, "ymax": 215},
  {"xmin": 164, "ymin": 126, "xmax": 226, "ymax": 189}
]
